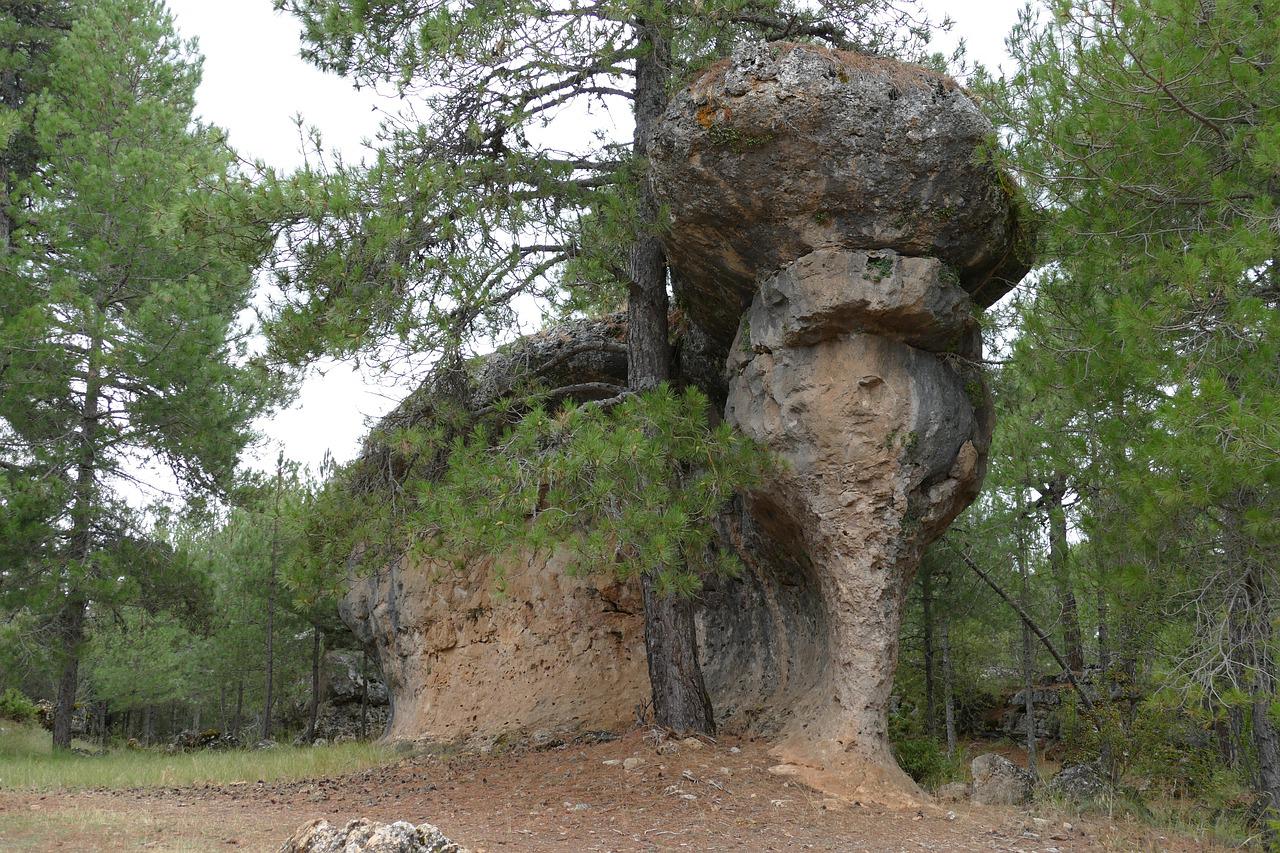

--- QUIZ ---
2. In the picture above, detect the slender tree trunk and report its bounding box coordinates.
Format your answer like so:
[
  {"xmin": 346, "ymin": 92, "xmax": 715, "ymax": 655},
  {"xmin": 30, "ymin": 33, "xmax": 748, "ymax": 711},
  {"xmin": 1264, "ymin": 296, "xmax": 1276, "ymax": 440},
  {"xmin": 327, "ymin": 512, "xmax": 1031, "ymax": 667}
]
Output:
[
  {"xmin": 640, "ymin": 574, "xmax": 715, "ymax": 735},
  {"xmin": 626, "ymin": 13, "xmax": 713, "ymax": 736},
  {"xmin": 218, "ymin": 683, "xmax": 226, "ymax": 732},
  {"xmin": 921, "ymin": 565, "xmax": 938, "ymax": 738},
  {"xmin": 261, "ymin": 451, "xmax": 283, "ymax": 742},
  {"xmin": 307, "ymin": 625, "xmax": 322, "ymax": 743},
  {"xmin": 940, "ymin": 608, "xmax": 957, "ymax": 757},
  {"xmin": 231, "ymin": 678, "xmax": 243, "ymax": 737},
  {"xmin": 1045, "ymin": 476, "xmax": 1084, "ymax": 672},
  {"xmin": 360, "ymin": 650, "xmax": 368, "ymax": 739},
  {"xmin": 1017, "ymin": 508, "xmax": 1037, "ymax": 774},
  {"xmin": 52, "ymin": 597, "xmax": 86, "ymax": 749},
  {"xmin": 53, "ymin": 318, "xmax": 104, "ymax": 750},
  {"xmin": 1096, "ymin": 586, "xmax": 1110, "ymax": 675},
  {"xmin": 1238, "ymin": 502, "xmax": 1280, "ymax": 817},
  {"xmin": 143, "ymin": 705, "xmax": 155, "ymax": 745}
]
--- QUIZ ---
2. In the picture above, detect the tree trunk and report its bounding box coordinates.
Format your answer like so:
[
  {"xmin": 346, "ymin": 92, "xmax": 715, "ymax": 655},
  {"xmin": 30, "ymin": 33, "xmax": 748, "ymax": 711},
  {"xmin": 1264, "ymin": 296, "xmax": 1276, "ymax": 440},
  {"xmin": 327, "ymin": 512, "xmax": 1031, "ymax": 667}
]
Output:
[
  {"xmin": 627, "ymin": 13, "xmax": 714, "ymax": 736},
  {"xmin": 921, "ymin": 565, "xmax": 937, "ymax": 738},
  {"xmin": 1017, "ymin": 512, "xmax": 1037, "ymax": 774},
  {"xmin": 1045, "ymin": 476, "xmax": 1084, "ymax": 672},
  {"xmin": 261, "ymin": 451, "xmax": 284, "ymax": 742},
  {"xmin": 1096, "ymin": 586, "xmax": 1110, "ymax": 675},
  {"xmin": 232, "ymin": 678, "xmax": 243, "ymax": 737},
  {"xmin": 51, "ymin": 596, "xmax": 86, "ymax": 750},
  {"xmin": 640, "ymin": 573, "xmax": 715, "ymax": 735},
  {"xmin": 360, "ymin": 650, "xmax": 369, "ymax": 739},
  {"xmin": 53, "ymin": 315, "xmax": 104, "ymax": 750},
  {"xmin": 940, "ymin": 607, "xmax": 957, "ymax": 757},
  {"xmin": 307, "ymin": 625, "xmax": 322, "ymax": 743},
  {"xmin": 1240, "ymin": 510, "xmax": 1280, "ymax": 817},
  {"xmin": 143, "ymin": 705, "xmax": 155, "ymax": 745}
]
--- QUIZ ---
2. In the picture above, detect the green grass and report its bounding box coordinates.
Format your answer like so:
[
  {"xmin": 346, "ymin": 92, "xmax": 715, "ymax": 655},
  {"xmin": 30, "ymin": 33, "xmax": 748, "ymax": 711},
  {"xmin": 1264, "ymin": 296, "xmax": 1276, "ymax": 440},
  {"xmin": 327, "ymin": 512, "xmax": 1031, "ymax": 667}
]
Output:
[{"xmin": 0, "ymin": 722, "xmax": 392, "ymax": 791}]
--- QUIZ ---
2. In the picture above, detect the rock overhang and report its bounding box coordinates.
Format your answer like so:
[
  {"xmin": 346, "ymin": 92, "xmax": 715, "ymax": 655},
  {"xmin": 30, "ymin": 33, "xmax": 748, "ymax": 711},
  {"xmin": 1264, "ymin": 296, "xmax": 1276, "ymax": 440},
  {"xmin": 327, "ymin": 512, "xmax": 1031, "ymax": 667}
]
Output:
[{"xmin": 650, "ymin": 40, "xmax": 1032, "ymax": 350}]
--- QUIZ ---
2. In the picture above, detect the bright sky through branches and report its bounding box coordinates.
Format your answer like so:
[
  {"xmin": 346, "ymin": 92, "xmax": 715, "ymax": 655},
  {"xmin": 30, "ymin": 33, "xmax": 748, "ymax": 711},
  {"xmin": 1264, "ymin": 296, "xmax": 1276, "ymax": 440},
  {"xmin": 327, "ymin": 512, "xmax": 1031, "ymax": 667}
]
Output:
[{"xmin": 165, "ymin": 0, "xmax": 1025, "ymax": 476}]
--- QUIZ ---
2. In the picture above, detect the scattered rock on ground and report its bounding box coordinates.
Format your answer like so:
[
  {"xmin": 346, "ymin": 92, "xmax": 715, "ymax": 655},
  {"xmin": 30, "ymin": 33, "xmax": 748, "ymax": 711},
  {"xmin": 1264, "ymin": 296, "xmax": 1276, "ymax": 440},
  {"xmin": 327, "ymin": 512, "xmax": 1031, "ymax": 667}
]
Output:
[
  {"xmin": 623, "ymin": 756, "xmax": 646, "ymax": 771},
  {"xmin": 278, "ymin": 818, "xmax": 465, "ymax": 853},
  {"xmin": 1050, "ymin": 763, "xmax": 1111, "ymax": 801},
  {"xmin": 971, "ymin": 753, "xmax": 1035, "ymax": 806}
]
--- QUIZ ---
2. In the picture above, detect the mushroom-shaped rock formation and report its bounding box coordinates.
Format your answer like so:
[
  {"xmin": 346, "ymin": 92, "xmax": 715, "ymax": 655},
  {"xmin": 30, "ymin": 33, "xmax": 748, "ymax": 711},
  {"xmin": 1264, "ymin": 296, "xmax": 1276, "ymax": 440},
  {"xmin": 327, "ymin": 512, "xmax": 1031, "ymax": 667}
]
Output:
[
  {"xmin": 650, "ymin": 41, "xmax": 1031, "ymax": 350},
  {"xmin": 334, "ymin": 40, "xmax": 1027, "ymax": 810},
  {"xmin": 651, "ymin": 42, "xmax": 1024, "ymax": 802}
]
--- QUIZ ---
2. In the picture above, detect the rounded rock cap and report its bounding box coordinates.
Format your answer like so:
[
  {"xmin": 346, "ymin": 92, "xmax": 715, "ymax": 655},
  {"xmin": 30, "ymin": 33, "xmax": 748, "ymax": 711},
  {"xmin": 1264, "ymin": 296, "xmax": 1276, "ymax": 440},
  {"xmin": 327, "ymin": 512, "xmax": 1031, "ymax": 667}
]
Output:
[{"xmin": 650, "ymin": 41, "xmax": 1032, "ymax": 347}]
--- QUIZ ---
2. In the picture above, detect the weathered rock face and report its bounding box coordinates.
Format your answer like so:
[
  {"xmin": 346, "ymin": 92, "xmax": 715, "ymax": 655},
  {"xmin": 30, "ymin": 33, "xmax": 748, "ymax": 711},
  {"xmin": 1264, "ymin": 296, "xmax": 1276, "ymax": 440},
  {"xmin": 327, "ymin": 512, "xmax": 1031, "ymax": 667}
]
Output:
[
  {"xmin": 343, "ymin": 547, "xmax": 646, "ymax": 744},
  {"xmin": 306, "ymin": 649, "xmax": 392, "ymax": 742},
  {"xmin": 723, "ymin": 248, "xmax": 990, "ymax": 802},
  {"xmin": 339, "ymin": 40, "xmax": 1026, "ymax": 807},
  {"xmin": 650, "ymin": 41, "xmax": 1031, "ymax": 349}
]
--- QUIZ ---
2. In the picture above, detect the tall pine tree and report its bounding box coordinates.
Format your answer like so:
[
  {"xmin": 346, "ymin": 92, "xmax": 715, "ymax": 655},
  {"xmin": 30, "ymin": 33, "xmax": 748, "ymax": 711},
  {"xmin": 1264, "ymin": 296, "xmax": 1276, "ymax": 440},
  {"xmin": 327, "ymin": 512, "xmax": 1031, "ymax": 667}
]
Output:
[{"xmin": 0, "ymin": 0, "xmax": 285, "ymax": 748}]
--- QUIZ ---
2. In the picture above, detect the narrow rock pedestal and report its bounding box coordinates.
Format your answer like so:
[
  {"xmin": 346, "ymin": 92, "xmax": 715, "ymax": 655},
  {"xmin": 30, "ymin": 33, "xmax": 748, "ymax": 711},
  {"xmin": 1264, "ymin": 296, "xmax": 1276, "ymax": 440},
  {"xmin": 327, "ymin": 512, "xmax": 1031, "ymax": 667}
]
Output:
[{"xmin": 725, "ymin": 249, "xmax": 991, "ymax": 803}]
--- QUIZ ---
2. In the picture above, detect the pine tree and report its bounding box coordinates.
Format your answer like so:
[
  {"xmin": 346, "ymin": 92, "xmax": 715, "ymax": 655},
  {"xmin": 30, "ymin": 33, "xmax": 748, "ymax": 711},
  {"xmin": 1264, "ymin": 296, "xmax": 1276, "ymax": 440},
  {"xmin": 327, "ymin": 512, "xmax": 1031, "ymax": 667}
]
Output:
[
  {"xmin": 994, "ymin": 0, "xmax": 1280, "ymax": 814},
  {"xmin": 0, "ymin": 0, "xmax": 286, "ymax": 749}
]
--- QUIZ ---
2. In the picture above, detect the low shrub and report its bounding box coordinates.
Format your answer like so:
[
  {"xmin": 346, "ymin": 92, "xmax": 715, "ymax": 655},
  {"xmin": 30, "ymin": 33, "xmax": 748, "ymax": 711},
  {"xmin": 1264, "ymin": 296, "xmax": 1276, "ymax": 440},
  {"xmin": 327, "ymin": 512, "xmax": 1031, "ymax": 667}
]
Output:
[
  {"xmin": 0, "ymin": 688, "xmax": 38, "ymax": 723},
  {"xmin": 893, "ymin": 737, "xmax": 967, "ymax": 789}
]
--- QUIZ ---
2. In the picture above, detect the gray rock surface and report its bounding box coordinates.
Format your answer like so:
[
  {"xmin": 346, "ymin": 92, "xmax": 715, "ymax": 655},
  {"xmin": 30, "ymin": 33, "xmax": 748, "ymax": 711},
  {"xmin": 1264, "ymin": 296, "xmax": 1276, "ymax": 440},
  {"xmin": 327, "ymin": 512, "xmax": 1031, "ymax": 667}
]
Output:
[
  {"xmin": 651, "ymin": 41, "xmax": 1031, "ymax": 348},
  {"xmin": 935, "ymin": 781, "xmax": 970, "ymax": 802},
  {"xmin": 971, "ymin": 753, "xmax": 1036, "ymax": 806},
  {"xmin": 278, "ymin": 818, "xmax": 465, "ymax": 853},
  {"xmin": 1050, "ymin": 763, "xmax": 1110, "ymax": 801},
  {"xmin": 323, "ymin": 649, "xmax": 389, "ymax": 707}
]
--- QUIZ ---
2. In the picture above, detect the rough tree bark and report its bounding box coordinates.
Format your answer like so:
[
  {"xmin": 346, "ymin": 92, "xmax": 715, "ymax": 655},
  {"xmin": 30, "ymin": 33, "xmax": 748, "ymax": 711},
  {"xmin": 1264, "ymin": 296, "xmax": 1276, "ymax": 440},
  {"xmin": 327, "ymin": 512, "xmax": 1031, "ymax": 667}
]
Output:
[
  {"xmin": 261, "ymin": 451, "xmax": 283, "ymax": 741},
  {"xmin": 53, "ymin": 312, "xmax": 104, "ymax": 750},
  {"xmin": 940, "ymin": 605, "xmax": 957, "ymax": 756},
  {"xmin": 921, "ymin": 565, "xmax": 938, "ymax": 738},
  {"xmin": 1234, "ymin": 497, "xmax": 1280, "ymax": 817},
  {"xmin": 1016, "ymin": 505, "xmax": 1037, "ymax": 774},
  {"xmin": 628, "ymin": 13, "xmax": 715, "ymax": 736},
  {"xmin": 307, "ymin": 625, "xmax": 322, "ymax": 743},
  {"xmin": 1044, "ymin": 476, "xmax": 1084, "ymax": 672}
]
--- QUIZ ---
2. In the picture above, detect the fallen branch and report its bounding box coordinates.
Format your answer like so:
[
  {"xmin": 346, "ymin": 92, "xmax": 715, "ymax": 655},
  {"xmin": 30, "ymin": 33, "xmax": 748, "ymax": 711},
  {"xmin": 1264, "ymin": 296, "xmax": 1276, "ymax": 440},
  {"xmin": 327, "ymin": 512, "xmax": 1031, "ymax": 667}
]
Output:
[{"xmin": 946, "ymin": 539, "xmax": 1096, "ymax": 712}]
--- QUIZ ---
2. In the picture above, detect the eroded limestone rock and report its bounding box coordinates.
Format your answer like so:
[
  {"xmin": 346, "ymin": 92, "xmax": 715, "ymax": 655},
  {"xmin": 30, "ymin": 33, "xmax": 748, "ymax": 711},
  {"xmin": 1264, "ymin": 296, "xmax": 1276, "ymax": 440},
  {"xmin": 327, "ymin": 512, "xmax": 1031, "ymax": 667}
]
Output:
[
  {"xmin": 278, "ymin": 818, "xmax": 465, "ymax": 853},
  {"xmin": 650, "ymin": 41, "xmax": 1031, "ymax": 348},
  {"xmin": 337, "ymin": 40, "xmax": 1026, "ymax": 808},
  {"xmin": 343, "ymin": 546, "xmax": 646, "ymax": 743},
  {"xmin": 725, "ymin": 249, "xmax": 990, "ymax": 803},
  {"xmin": 971, "ymin": 753, "xmax": 1036, "ymax": 806}
]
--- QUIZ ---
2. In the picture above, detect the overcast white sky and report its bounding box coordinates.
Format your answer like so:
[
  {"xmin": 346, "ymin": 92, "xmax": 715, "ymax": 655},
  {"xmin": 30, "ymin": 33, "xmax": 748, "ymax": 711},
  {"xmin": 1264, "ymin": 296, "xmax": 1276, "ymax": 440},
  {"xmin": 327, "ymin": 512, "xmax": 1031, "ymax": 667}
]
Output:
[{"xmin": 163, "ymin": 0, "xmax": 1028, "ymax": 476}]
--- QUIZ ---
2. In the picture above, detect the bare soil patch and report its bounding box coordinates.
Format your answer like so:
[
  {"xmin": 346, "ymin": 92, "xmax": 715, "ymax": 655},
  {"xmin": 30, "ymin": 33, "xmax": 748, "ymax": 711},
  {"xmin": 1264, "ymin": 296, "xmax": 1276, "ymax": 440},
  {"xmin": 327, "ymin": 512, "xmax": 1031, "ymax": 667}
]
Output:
[{"xmin": 0, "ymin": 733, "xmax": 1222, "ymax": 851}]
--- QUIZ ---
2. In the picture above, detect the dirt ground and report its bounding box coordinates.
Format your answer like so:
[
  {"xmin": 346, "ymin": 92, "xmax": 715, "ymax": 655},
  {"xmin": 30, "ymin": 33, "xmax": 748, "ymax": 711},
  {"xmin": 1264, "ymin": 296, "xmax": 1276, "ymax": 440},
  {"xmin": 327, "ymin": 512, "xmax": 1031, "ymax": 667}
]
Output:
[{"xmin": 0, "ymin": 732, "xmax": 1225, "ymax": 851}]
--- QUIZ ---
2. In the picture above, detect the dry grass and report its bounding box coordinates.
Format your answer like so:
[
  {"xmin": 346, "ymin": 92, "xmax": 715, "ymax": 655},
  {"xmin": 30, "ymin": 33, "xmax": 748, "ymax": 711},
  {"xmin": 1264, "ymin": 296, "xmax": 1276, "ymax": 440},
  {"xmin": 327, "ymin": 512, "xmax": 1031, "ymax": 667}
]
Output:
[{"xmin": 0, "ymin": 722, "xmax": 392, "ymax": 791}]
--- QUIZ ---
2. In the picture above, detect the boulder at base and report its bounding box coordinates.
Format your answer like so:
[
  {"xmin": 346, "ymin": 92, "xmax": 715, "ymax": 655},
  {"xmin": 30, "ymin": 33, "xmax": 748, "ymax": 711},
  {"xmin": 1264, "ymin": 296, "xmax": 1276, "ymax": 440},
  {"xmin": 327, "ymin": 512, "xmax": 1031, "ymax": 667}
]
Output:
[
  {"xmin": 278, "ymin": 818, "xmax": 466, "ymax": 853},
  {"xmin": 971, "ymin": 753, "xmax": 1036, "ymax": 806}
]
